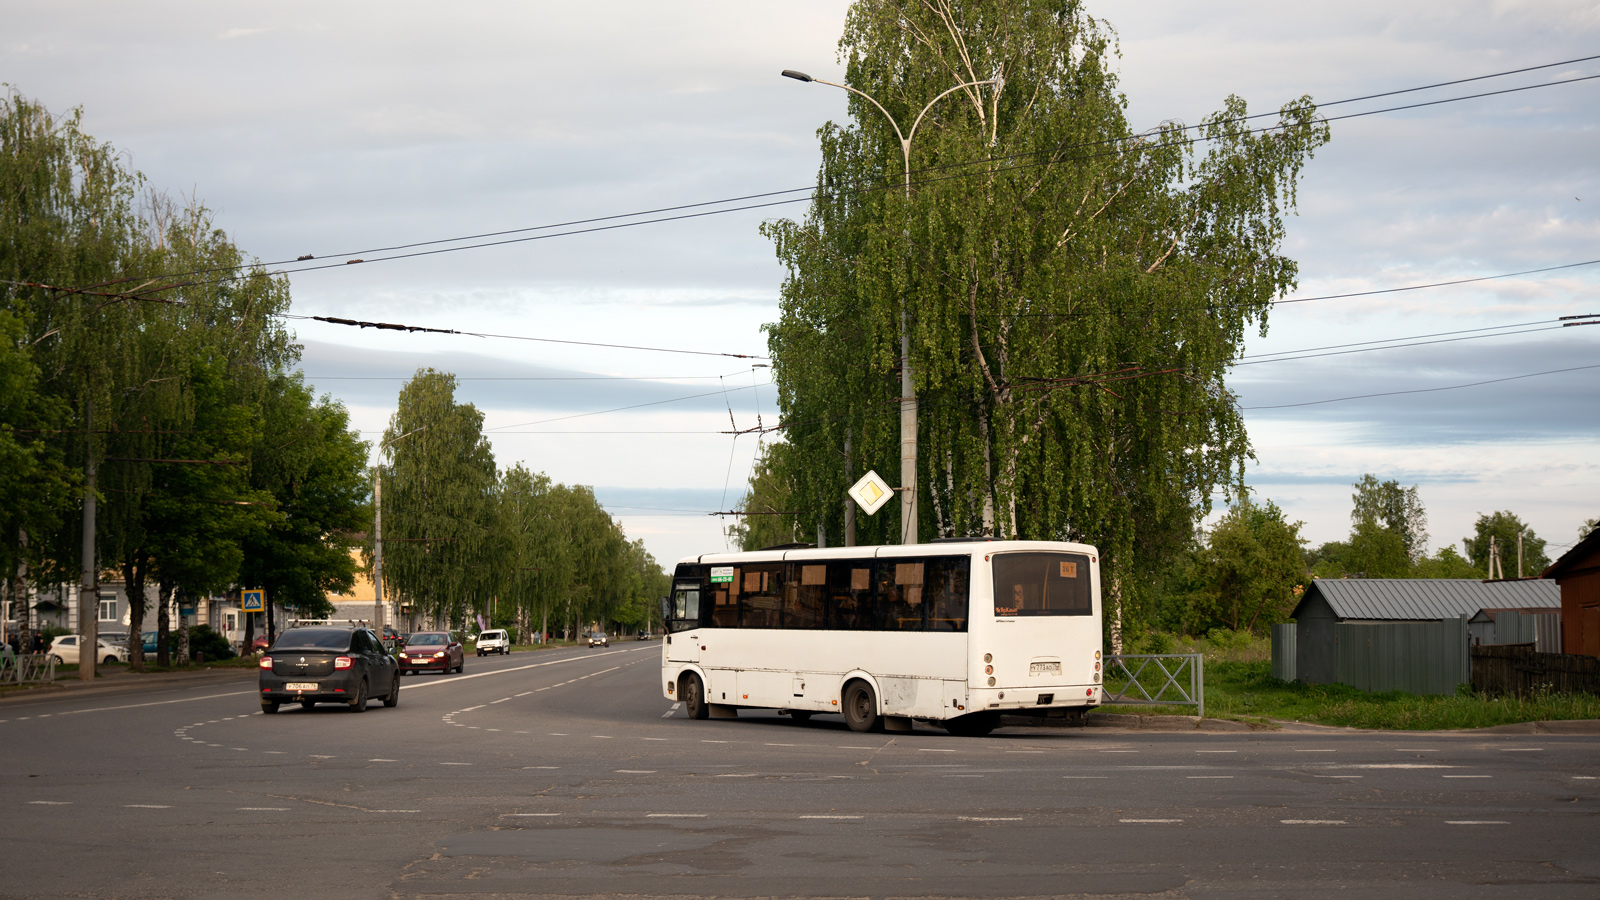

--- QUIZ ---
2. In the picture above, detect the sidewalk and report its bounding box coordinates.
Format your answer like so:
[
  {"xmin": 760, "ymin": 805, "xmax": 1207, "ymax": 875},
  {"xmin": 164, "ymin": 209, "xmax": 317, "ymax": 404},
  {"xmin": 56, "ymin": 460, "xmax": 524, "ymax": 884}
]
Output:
[{"xmin": 0, "ymin": 665, "xmax": 257, "ymax": 708}]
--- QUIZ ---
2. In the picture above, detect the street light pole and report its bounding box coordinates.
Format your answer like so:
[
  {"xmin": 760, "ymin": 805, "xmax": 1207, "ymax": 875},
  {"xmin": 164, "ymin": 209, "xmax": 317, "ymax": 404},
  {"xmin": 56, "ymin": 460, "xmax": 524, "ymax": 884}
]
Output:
[{"xmin": 783, "ymin": 69, "xmax": 998, "ymax": 544}]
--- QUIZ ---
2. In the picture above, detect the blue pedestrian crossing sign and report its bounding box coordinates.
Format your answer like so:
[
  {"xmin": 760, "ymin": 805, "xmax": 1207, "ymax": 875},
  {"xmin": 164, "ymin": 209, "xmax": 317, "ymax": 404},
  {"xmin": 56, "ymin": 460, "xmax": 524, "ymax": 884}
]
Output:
[{"xmin": 241, "ymin": 590, "xmax": 265, "ymax": 612}]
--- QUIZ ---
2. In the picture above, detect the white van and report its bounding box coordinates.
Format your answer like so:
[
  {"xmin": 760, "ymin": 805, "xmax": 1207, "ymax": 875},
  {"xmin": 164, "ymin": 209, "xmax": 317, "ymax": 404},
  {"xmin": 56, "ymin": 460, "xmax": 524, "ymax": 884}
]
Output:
[{"xmin": 475, "ymin": 629, "xmax": 511, "ymax": 656}]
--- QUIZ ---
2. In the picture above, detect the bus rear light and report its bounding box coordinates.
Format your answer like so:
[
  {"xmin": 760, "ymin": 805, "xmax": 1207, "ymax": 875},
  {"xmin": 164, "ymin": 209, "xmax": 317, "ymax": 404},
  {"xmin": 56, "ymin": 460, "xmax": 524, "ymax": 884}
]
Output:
[
  {"xmin": 334, "ymin": 656, "xmax": 353, "ymax": 669},
  {"xmin": 259, "ymin": 656, "xmax": 272, "ymax": 670},
  {"xmin": 1086, "ymin": 688, "xmax": 1094, "ymax": 697},
  {"xmin": 984, "ymin": 665, "xmax": 993, "ymax": 675},
  {"xmin": 1094, "ymin": 650, "xmax": 1101, "ymax": 660},
  {"xmin": 987, "ymin": 676, "xmax": 995, "ymax": 686},
  {"xmin": 1094, "ymin": 661, "xmax": 1101, "ymax": 672},
  {"xmin": 831, "ymin": 699, "xmax": 838, "ymax": 705},
  {"xmin": 983, "ymin": 653, "xmax": 992, "ymax": 663}
]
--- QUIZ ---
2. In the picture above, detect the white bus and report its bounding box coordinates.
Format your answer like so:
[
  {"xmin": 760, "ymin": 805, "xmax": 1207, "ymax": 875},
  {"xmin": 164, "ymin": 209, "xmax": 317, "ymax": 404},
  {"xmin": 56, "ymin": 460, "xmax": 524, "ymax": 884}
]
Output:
[{"xmin": 660, "ymin": 539, "xmax": 1103, "ymax": 736}]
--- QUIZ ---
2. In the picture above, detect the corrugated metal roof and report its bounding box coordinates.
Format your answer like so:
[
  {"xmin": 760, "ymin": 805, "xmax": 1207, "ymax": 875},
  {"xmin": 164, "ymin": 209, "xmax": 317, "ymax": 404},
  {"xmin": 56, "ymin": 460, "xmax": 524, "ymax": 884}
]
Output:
[{"xmin": 1294, "ymin": 579, "xmax": 1560, "ymax": 621}]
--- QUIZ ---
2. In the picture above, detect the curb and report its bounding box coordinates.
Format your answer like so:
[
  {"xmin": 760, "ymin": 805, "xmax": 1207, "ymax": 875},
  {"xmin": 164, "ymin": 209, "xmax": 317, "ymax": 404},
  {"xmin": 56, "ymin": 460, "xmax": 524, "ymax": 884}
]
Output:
[{"xmin": 0, "ymin": 667, "xmax": 256, "ymax": 707}]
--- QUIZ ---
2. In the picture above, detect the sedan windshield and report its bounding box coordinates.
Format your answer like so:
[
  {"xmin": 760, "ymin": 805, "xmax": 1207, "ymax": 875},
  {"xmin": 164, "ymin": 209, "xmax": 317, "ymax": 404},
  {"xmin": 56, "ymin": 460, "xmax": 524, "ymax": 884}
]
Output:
[
  {"xmin": 407, "ymin": 633, "xmax": 448, "ymax": 646},
  {"xmin": 272, "ymin": 628, "xmax": 354, "ymax": 650}
]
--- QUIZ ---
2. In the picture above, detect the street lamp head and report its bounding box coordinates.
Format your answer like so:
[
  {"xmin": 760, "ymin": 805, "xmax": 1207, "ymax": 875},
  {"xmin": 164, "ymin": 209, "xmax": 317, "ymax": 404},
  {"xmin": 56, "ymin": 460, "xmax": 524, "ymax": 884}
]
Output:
[{"xmin": 781, "ymin": 69, "xmax": 814, "ymax": 83}]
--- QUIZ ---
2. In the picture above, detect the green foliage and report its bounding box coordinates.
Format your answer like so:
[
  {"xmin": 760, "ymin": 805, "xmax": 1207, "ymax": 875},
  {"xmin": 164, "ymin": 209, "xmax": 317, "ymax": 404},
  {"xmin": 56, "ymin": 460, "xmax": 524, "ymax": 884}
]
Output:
[
  {"xmin": 1350, "ymin": 474, "xmax": 1428, "ymax": 563},
  {"xmin": 1463, "ymin": 510, "xmax": 1550, "ymax": 578},
  {"xmin": 185, "ymin": 624, "xmax": 235, "ymax": 661},
  {"xmin": 727, "ymin": 442, "xmax": 807, "ymax": 551},
  {"xmin": 1187, "ymin": 498, "xmax": 1305, "ymax": 634},
  {"xmin": 758, "ymin": 1, "xmax": 1330, "ymax": 635},
  {"xmin": 1413, "ymin": 545, "xmax": 1481, "ymax": 579}
]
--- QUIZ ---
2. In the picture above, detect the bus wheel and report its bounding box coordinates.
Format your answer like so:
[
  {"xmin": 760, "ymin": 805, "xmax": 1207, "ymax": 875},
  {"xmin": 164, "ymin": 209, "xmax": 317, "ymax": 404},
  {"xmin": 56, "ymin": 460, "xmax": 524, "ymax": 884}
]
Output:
[
  {"xmin": 843, "ymin": 681, "xmax": 879, "ymax": 733},
  {"xmin": 683, "ymin": 673, "xmax": 709, "ymax": 720},
  {"xmin": 943, "ymin": 711, "xmax": 1000, "ymax": 737}
]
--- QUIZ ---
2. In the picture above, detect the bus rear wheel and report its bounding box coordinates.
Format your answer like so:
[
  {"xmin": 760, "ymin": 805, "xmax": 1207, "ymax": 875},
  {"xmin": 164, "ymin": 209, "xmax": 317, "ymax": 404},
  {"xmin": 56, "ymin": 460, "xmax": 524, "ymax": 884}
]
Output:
[
  {"xmin": 682, "ymin": 673, "xmax": 709, "ymax": 720},
  {"xmin": 843, "ymin": 681, "xmax": 880, "ymax": 733},
  {"xmin": 943, "ymin": 711, "xmax": 1000, "ymax": 737}
]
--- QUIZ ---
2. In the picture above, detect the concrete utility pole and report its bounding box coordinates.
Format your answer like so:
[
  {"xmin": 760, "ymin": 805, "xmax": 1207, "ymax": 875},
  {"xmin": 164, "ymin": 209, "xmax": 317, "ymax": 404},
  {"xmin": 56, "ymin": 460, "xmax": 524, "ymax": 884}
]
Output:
[
  {"xmin": 783, "ymin": 69, "xmax": 999, "ymax": 545},
  {"xmin": 1517, "ymin": 531, "xmax": 1524, "ymax": 579},
  {"xmin": 373, "ymin": 474, "xmax": 384, "ymax": 631},
  {"xmin": 843, "ymin": 434, "xmax": 855, "ymax": 547},
  {"xmin": 79, "ymin": 400, "xmax": 97, "ymax": 683}
]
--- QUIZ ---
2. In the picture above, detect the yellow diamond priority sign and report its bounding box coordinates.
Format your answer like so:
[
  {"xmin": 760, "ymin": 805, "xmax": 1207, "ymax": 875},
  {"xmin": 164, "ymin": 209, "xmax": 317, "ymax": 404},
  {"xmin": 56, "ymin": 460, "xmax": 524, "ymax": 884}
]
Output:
[{"xmin": 848, "ymin": 470, "xmax": 894, "ymax": 516}]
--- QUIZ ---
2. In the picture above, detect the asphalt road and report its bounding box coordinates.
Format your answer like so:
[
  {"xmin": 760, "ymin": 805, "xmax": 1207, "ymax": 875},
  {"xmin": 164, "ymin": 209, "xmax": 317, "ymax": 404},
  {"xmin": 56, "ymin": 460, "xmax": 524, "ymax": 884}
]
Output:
[{"xmin": 2, "ymin": 643, "xmax": 1597, "ymax": 899}]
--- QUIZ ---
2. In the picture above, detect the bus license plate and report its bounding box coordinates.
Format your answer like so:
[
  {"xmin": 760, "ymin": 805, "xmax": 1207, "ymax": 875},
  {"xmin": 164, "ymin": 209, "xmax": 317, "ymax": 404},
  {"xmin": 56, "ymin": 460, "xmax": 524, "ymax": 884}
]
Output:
[
  {"xmin": 1029, "ymin": 662, "xmax": 1061, "ymax": 676},
  {"xmin": 287, "ymin": 682, "xmax": 318, "ymax": 692}
]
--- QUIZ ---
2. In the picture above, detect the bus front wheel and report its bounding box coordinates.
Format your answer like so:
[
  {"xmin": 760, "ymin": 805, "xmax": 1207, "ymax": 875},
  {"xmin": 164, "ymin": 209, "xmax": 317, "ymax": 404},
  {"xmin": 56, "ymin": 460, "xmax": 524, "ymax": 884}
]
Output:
[
  {"xmin": 683, "ymin": 673, "xmax": 709, "ymax": 720},
  {"xmin": 843, "ymin": 681, "xmax": 880, "ymax": 733}
]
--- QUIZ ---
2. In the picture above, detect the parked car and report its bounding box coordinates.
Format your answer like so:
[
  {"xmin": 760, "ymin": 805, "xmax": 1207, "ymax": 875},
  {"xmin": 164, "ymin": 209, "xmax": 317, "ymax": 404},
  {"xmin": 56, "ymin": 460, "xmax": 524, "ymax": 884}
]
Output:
[
  {"xmin": 48, "ymin": 635, "xmax": 128, "ymax": 666},
  {"xmin": 258, "ymin": 625, "xmax": 399, "ymax": 714},
  {"xmin": 397, "ymin": 631, "xmax": 464, "ymax": 674},
  {"xmin": 251, "ymin": 633, "xmax": 272, "ymax": 654},
  {"xmin": 475, "ymin": 629, "xmax": 511, "ymax": 656},
  {"xmin": 587, "ymin": 631, "xmax": 609, "ymax": 648}
]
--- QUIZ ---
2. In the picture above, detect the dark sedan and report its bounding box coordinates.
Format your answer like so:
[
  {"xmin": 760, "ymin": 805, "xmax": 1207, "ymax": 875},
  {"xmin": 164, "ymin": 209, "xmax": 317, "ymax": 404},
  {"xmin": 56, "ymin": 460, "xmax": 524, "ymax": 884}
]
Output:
[
  {"xmin": 397, "ymin": 631, "xmax": 464, "ymax": 674},
  {"xmin": 259, "ymin": 626, "xmax": 399, "ymax": 714}
]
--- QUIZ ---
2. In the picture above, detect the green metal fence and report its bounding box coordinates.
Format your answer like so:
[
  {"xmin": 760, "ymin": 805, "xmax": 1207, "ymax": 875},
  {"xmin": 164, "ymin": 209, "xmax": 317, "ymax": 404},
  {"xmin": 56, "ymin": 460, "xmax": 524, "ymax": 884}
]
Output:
[{"xmin": 1333, "ymin": 616, "xmax": 1469, "ymax": 696}]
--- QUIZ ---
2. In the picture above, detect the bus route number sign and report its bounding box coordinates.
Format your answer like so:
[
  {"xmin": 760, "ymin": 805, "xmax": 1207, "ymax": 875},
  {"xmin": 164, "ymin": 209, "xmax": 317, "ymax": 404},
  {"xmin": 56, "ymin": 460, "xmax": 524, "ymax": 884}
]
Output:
[{"xmin": 709, "ymin": 567, "xmax": 734, "ymax": 584}]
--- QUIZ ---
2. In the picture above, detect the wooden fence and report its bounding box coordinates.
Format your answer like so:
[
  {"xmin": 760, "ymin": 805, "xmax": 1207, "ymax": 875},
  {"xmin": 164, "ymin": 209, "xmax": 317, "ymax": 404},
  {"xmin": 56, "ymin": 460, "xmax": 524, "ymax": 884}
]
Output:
[{"xmin": 1470, "ymin": 644, "xmax": 1600, "ymax": 697}]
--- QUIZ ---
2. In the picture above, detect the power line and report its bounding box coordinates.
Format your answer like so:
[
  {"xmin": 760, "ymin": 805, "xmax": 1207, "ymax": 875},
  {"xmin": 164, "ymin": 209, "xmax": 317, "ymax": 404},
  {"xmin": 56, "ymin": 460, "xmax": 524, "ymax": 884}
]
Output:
[
  {"xmin": 483, "ymin": 381, "xmax": 772, "ymax": 432},
  {"xmin": 1239, "ymin": 363, "xmax": 1600, "ymax": 410},
  {"xmin": 59, "ymin": 56, "xmax": 1600, "ymax": 295}
]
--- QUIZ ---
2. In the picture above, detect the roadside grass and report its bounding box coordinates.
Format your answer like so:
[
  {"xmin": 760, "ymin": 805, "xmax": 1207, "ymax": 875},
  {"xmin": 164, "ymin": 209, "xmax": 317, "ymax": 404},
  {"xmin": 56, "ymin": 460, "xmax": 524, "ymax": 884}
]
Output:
[{"xmin": 1103, "ymin": 658, "xmax": 1600, "ymax": 730}]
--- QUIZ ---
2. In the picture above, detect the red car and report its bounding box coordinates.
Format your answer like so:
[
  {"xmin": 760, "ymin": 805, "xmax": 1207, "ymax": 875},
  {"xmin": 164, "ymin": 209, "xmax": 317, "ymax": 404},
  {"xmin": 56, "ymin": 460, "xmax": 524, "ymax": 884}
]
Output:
[{"xmin": 397, "ymin": 631, "xmax": 464, "ymax": 674}]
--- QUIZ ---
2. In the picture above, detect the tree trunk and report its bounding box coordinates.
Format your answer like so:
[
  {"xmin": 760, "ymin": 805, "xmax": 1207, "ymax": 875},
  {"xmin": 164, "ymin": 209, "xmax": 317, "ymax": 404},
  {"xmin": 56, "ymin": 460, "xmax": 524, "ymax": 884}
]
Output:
[
  {"xmin": 124, "ymin": 551, "xmax": 148, "ymax": 671},
  {"xmin": 175, "ymin": 588, "xmax": 193, "ymax": 664},
  {"xmin": 1108, "ymin": 570, "xmax": 1124, "ymax": 656},
  {"xmin": 156, "ymin": 578, "xmax": 173, "ymax": 667},
  {"xmin": 13, "ymin": 528, "xmax": 31, "ymax": 662}
]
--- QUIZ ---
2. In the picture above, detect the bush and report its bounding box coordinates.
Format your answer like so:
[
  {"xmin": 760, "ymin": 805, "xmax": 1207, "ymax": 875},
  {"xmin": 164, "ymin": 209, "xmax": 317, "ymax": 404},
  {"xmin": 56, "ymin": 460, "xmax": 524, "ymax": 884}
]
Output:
[{"xmin": 187, "ymin": 624, "xmax": 235, "ymax": 661}]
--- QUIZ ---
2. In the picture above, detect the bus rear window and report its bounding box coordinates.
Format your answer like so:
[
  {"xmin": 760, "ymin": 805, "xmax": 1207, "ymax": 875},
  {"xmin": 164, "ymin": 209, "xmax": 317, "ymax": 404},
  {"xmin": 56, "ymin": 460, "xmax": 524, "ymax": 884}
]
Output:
[{"xmin": 992, "ymin": 552, "xmax": 1091, "ymax": 617}]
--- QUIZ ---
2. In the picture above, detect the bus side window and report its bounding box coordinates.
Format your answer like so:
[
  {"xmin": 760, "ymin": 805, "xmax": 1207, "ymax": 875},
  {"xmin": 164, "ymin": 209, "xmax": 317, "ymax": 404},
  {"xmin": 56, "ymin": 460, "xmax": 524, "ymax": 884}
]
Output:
[
  {"xmin": 712, "ymin": 579, "xmax": 737, "ymax": 627},
  {"xmin": 740, "ymin": 565, "xmax": 783, "ymax": 628},
  {"xmin": 926, "ymin": 556, "xmax": 969, "ymax": 632},
  {"xmin": 877, "ymin": 560, "xmax": 926, "ymax": 631},
  {"xmin": 827, "ymin": 563, "xmax": 873, "ymax": 630},
  {"xmin": 786, "ymin": 564, "xmax": 826, "ymax": 629}
]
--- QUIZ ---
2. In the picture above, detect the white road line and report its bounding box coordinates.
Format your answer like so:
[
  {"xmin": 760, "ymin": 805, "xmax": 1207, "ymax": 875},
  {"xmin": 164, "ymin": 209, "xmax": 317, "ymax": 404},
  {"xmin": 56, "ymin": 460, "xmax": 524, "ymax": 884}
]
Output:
[
  {"xmin": 370, "ymin": 809, "xmax": 421, "ymax": 813},
  {"xmin": 944, "ymin": 775, "xmax": 985, "ymax": 778},
  {"xmin": 1005, "ymin": 750, "xmax": 1044, "ymax": 754},
  {"xmin": 237, "ymin": 807, "xmax": 290, "ymax": 811},
  {"xmin": 40, "ymin": 690, "xmax": 257, "ymax": 718},
  {"xmin": 1062, "ymin": 776, "xmax": 1108, "ymax": 779},
  {"xmin": 616, "ymin": 770, "xmax": 657, "ymax": 774},
  {"xmin": 523, "ymin": 766, "xmax": 560, "ymax": 770},
  {"xmin": 1447, "ymin": 820, "xmax": 1509, "ymax": 825},
  {"xmin": 1325, "ymin": 764, "xmax": 1456, "ymax": 769},
  {"xmin": 398, "ymin": 646, "xmax": 654, "ymax": 692},
  {"xmin": 126, "ymin": 804, "xmax": 172, "ymax": 809},
  {"xmin": 1282, "ymin": 819, "xmax": 1345, "ymax": 825},
  {"xmin": 647, "ymin": 813, "xmax": 706, "ymax": 818},
  {"xmin": 490, "ymin": 698, "xmax": 511, "ymax": 704},
  {"xmin": 368, "ymin": 759, "xmax": 397, "ymax": 762},
  {"xmin": 662, "ymin": 703, "xmax": 681, "ymax": 718},
  {"xmin": 1443, "ymin": 775, "xmax": 1492, "ymax": 779},
  {"xmin": 766, "ymin": 743, "xmax": 796, "ymax": 747},
  {"xmin": 801, "ymin": 815, "xmax": 863, "ymax": 819},
  {"xmin": 458, "ymin": 705, "xmax": 486, "ymax": 712},
  {"xmin": 1100, "ymin": 750, "xmax": 1138, "ymax": 753},
  {"xmin": 1293, "ymin": 749, "xmax": 1336, "ymax": 753},
  {"xmin": 440, "ymin": 762, "xmax": 472, "ymax": 766},
  {"xmin": 960, "ymin": 816, "xmax": 1021, "ymax": 821},
  {"xmin": 1574, "ymin": 776, "xmax": 1597, "ymax": 780},
  {"xmin": 643, "ymin": 737, "xmax": 668, "ymax": 741},
  {"xmin": 1197, "ymin": 750, "xmax": 1237, "ymax": 753},
  {"xmin": 919, "ymin": 748, "xmax": 956, "ymax": 753},
  {"xmin": 505, "ymin": 813, "xmax": 561, "ymax": 817},
  {"xmin": 1188, "ymin": 776, "xmax": 1234, "ymax": 779},
  {"xmin": 1315, "ymin": 775, "xmax": 1362, "ymax": 779},
  {"xmin": 1500, "ymin": 748, "xmax": 1543, "ymax": 752},
  {"xmin": 27, "ymin": 801, "xmax": 70, "ymax": 805},
  {"xmin": 1394, "ymin": 748, "xmax": 1437, "ymax": 751},
  {"xmin": 263, "ymin": 751, "xmax": 285, "ymax": 755},
  {"xmin": 838, "ymin": 746, "xmax": 874, "ymax": 750},
  {"xmin": 515, "ymin": 692, "xmax": 533, "ymax": 697},
  {"xmin": 311, "ymin": 755, "xmax": 335, "ymax": 759},
  {"xmin": 702, "ymin": 740, "xmax": 728, "ymax": 744},
  {"xmin": 1121, "ymin": 818, "xmax": 1181, "ymax": 823}
]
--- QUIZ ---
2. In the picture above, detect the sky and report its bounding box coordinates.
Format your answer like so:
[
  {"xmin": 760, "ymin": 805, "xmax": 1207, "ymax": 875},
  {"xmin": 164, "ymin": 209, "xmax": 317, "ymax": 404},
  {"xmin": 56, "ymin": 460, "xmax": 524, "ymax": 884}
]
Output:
[{"xmin": 4, "ymin": 1, "xmax": 1597, "ymax": 570}]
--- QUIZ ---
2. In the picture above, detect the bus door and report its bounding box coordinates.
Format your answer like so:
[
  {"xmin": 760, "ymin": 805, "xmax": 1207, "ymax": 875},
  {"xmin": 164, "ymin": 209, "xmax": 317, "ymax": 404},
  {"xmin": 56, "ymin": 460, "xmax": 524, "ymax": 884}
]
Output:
[{"xmin": 666, "ymin": 578, "xmax": 703, "ymax": 664}]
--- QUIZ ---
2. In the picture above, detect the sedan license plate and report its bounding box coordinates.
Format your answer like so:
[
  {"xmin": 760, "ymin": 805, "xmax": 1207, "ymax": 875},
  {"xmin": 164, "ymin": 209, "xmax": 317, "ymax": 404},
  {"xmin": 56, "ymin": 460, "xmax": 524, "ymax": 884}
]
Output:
[
  {"xmin": 286, "ymin": 682, "xmax": 318, "ymax": 692},
  {"xmin": 1029, "ymin": 662, "xmax": 1061, "ymax": 676}
]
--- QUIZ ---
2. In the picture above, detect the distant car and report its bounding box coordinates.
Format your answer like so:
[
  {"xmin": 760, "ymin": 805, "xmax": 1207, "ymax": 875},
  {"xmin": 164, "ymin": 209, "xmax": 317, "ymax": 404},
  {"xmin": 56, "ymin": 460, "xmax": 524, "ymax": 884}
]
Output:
[
  {"xmin": 587, "ymin": 632, "xmax": 609, "ymax": 648},
  {"xmin": 476, "ymin": 629, "xmax": 511, "ymax": 656},
  {"xmin": 398, "ymin": 631, "xmax": 464, "ymax": 674},
  {"xmin": 258, "ymin": 625, "xmax": 399, "ymax": 714},
  {"xmin": 48, "ymin": 635, "xmax": 128, "ymax": 666},
  {"xmin": 636, "ymin": 632, "xmax": 653, "ymax": 641},
  {"xmin": 251, "ymin": 633, "xmax": 271, "ymax": 654}
]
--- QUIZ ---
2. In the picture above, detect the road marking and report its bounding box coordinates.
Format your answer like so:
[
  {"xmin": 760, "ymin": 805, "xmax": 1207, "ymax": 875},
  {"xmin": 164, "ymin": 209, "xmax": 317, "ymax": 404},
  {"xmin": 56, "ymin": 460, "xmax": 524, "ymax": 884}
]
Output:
[
  {"xmin": 263, "ymin": 751, "xmax": 285, "ymax": 755},
  {"xmin": 231, "ymin": 747, "xmax": 248, "ymax": 751},
  {"xmin": 505, "ymin": 813, "xmax": 561, "ymax": 817},
  {"xmin": 766, "ymin": 743, "xmax": 796, "ymax": 747},
  {"xmin": 643, "ymin": 737, "xmax": 668, "ymax": 741},
  {"xmin": 1196, "ymin": 750, "xmax": 1237, "ymax": 753},
  {"xmin": 458, "ymin": 705, "xmax": 486, "ymax": 712},
  {"xmin": 960, "ymin": 816, "xmax": 1021, "ymax": 821},
  {"xmin": 1120, "ymin": 818, "xmax": 1181, "ymax": 823},
  {"xmin": 838, "ymin": 746, "xmax": 874, "ymax": 750},
  {"xmin": 370, "ymin": 809, "xmax": 421, "ymax": 813},
  {"xmin": 548, "ymin": 733, "xmax": 567, "ymax": 736},
  {"xmin": 1326, "ymin": 764, "xmax": 1456, "ymax": 769},
  {"xmin": 368, "ymin": 759, "xmax": 397, "ymax": 762},
  {"xmin": 490, "ymin": 698, "xmax": 511, "ymax": 704},
  {"xmin": 592, "ymin": 735, "xmax": 613, "ymax": 739},
  {"xmin": 661, "ymin": 703, "xmax": 682, "ymax": 718},
  {"xmin": 1188, "ymin": 776, "xmax": 1234, "ymax": 779},
  {"xmin": 1574, "ymin": 776, "xmax": 1597, "ymax": 780},
  {"xmin": 1293, "ymin": 749, "xmax": 1336, "ymax": 753},
  {"xmin": 647, "ymin": 813, "xmax": 706, "ymax": 818},
  {"xmin": 1100, "ymin": 750, "xmax": 1138, "ymax": 753},
  {"xmin": 616, "ymin": 770, "xmax": 656, "ymax": 774},
  {"xmin": 1062, "ymin": 776, "xmax": 1108, "ymax": 779},
  {"xmin": 702, "ymin": 740, "xmax": 728, "ymax": 744},
  {"xmin": 1006, "ymin": 750, "xmax": 1044, "ymax": 754},
  {"xmin": 919, "ymin": 748, "xmax": 956, "ymax": 753},
  {"xmin": 238, "ymin": 807, "xmax": 290, "ymax": 811},
  {"xmin": 944, "ymin": 775, "xmax": 985, "ymax": 778},
  {"xmin": 1443, "ymin": 775, "xmax": 1492, "ymax": 779},
  {"xmin": 1282, "ymin": 819, "xmax": 1345, "ymax": 825},
  {"xmin": 801, "ymin": 815, "xmax": 863, "ymax": 819},
  {"xmin": 1315, "ymin": 775, "xmax": 1362, "ymax": 779},
  {"xmin": 1447, "ymin": 820, "xmax": 1509, "ymax": 825},
  {"xmin": 523, "ymin": 766, "xmax": 560, "ymax": 769},
  {"xmin": 1394, "ymin": 749, "xmax": 1437, "ymax": 751},
  {"xmin": 27, "ymin": 801, "xmax": 70, "ymax": 805},
  {"xmin": 126, "ymin": 804, "xmax": 172, "ymax": 809},
  {"xmin": 1500, "ymin": 748, "xmax": 1543, "ymax": 752},
  {"xmin": 398, "ymin": 646, "xmax": 654, "ymax": 692},
  {"xmin": 311, "ymin": 755, "xmax": 335, "ymax": 759},
  {"xmin": 440, "ymin": 762, "xmax": 472, "ymax": 766}
]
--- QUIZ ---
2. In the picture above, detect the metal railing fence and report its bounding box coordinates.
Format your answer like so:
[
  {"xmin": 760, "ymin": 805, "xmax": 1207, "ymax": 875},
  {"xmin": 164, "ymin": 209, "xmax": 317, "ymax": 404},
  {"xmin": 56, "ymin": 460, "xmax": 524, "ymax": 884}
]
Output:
[
  {"xmin": 1102, "ymin": 653, "xmax": 1204, "ymax": 718},
  {"xmin": 0, "ymin": 653, "xmax": 56, "ymax": 685}
]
